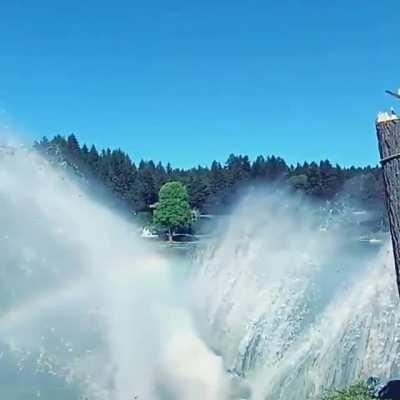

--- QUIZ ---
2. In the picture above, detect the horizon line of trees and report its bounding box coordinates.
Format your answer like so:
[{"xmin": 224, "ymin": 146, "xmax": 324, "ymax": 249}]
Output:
[{"xmin": 34, "ymin": 134, "xmax": 385, "ymax": 213}]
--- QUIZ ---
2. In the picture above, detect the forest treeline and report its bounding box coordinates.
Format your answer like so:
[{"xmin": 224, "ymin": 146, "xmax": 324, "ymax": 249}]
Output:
[{"xmin": 34, "ymin": 134, "xmax": 384, "ymax": 213}]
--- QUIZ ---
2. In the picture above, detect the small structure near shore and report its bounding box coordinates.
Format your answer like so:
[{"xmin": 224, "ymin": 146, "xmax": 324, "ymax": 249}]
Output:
[{"xmin": 140, "ymin": 226, "xmax": 159, "ymax": 239}]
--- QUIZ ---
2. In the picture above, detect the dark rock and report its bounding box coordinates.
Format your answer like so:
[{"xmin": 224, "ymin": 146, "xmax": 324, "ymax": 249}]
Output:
[{"xmin": 379, "ymin": 380, "xmax": 400, "ymax": 400}]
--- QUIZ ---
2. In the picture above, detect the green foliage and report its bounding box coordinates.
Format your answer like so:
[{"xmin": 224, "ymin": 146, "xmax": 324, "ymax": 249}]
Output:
[
  {"xmin": 186, "ymin": 175, "xmax": 210, "ymax": 210},
  {"xmin": 33, "ymin": 135, "xmax": 385, "ymax": 214},
  {"xmin": 322, "ymin": 382, "xmax": 375, "ymax": 400},
  {"xmin": 288, "ymin": 174, "xmax": 308, "ymax": 190},
  {"xmin": 153, "ymin": 182, "xmax": 192, "ymax": 239}
]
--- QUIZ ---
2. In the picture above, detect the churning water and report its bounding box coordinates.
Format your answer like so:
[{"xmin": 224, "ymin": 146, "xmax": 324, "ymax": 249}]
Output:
[
  {"xmin": 191, "ymin": 194, "xmax": 400, "ymax": 399},
  {"xmin": 0, "ymin": 147, "xmax": 399, "ymax": 400}
]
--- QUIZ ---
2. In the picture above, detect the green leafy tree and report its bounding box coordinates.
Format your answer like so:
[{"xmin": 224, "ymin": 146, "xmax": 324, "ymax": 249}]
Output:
[{"xmin": 153, "ymin": 181, "xmax": 192, "ymax": 242}]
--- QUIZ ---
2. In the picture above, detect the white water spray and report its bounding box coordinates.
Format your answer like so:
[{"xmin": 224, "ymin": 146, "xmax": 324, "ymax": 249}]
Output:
[
  {"xmin": 0, "ymin": 147, "xmax": 229, "ymax": 400},
  {"xmin": 191, "ymin": 191, "xmax": 400, "ymax": 399},
  {"xmin": 2, "ymin": 145, "xmax": 399, "ymax": 400}
]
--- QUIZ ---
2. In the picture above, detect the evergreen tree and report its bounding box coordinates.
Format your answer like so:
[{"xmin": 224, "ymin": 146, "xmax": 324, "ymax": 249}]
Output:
[
  {"xmin": 186, "ymin": 175, "xmax": 210, "ymax": 210},
  {"xmin": 35, "ymin": 133, "xmax": 384, "ymax": 215},
  {"xmin": 67, "ymin": 134, "xmax": 81, "ymax": 157}
]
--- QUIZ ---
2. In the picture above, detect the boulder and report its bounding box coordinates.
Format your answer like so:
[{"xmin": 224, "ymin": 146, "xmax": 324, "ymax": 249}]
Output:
[{"xmin": 379, "ymin": 380, "xmax": 400, "ymax": 400}]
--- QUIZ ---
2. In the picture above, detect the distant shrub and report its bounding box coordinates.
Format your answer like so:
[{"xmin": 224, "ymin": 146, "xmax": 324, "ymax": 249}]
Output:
[
  {"xmin": 322, "ymin": 382, "xmax": 375, "ymax": 400},
  {"xmin": 288, "ymin": 174, "xmax": 308, "ymax": 190}
]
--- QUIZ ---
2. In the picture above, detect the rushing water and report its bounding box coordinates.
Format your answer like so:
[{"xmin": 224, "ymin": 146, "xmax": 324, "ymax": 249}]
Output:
[
  {"xmin": 0, "ymin": 147, "xmax": 399, "ymax": 400},
  {"xmin": 191, "ymin": 194, "xmax": 399, "ymax": 399}
]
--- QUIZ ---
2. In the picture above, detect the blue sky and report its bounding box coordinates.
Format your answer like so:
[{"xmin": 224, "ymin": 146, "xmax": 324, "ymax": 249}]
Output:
[{"xmin": 1, "ymin": 1, "xmax": 399, "ymax": 167}]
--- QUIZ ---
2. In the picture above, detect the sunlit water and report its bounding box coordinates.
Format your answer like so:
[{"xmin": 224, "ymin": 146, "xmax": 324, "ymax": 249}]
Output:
[
  {"xmin": 191, "ymin": 194, "xmax": 399, "ymax": 399},
  {"xmin": 0, "ymin": 148, "xmax": 229, "ymax": 400},
  {"xmin": 0, "ymin": 147, "xmax": 398, "ymax": 400}
]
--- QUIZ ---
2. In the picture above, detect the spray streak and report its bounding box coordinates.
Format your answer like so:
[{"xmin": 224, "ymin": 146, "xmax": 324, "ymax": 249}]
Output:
[
  {"xmin": 0, "ymin": 148, "xmax": 229, "ymax": 400},
  {"xmin": 2, "ymin": 146, "xmax": 398, "ymax": 400},
  {"xmin": 192, "ymin": 191, "xmax": 399, "ymax": 399}
]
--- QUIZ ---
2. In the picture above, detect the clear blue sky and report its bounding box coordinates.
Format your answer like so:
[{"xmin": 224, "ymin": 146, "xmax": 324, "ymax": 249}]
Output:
[{"xmin": 1, "ymin": 1, "xmax": 399, "ymax": 167}]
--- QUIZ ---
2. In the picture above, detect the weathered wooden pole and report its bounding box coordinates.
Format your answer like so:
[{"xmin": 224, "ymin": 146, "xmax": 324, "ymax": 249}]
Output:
[{"xmin": 376, "ymin": 112, "xmax": 400, "ymax": 298}]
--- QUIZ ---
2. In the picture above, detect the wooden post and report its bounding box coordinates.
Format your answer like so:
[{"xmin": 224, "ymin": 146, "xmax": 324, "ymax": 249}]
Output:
[{"xmin": 376, "ymin": 114, "xmax": 400, "ymax": 298}]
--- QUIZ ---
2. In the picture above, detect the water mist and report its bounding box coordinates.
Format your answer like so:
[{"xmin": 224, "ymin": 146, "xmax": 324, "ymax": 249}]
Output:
[
  {"xmin": 2, "ymin": 145, "xmax": 400, "ymax": 400},
  {"xmin": 0, "ymin": 147, "xmax": 229, "ymax": 400},
  {"xmin": 191, "ymin": 190, "xmax": 400, "ymax": 399}
]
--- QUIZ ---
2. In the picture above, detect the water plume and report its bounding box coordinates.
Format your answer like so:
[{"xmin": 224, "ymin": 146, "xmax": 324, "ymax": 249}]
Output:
[
  {"xmin": 0, "ymin": 147, "xmax": 228, "ymax": 400},
  {"xmin": 3, "ymin": 144, "xmax": 399, "ymax": 400},
  {"xmin": 191, "ymin": 189, "xmax": 398, "ymax": 399}
]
